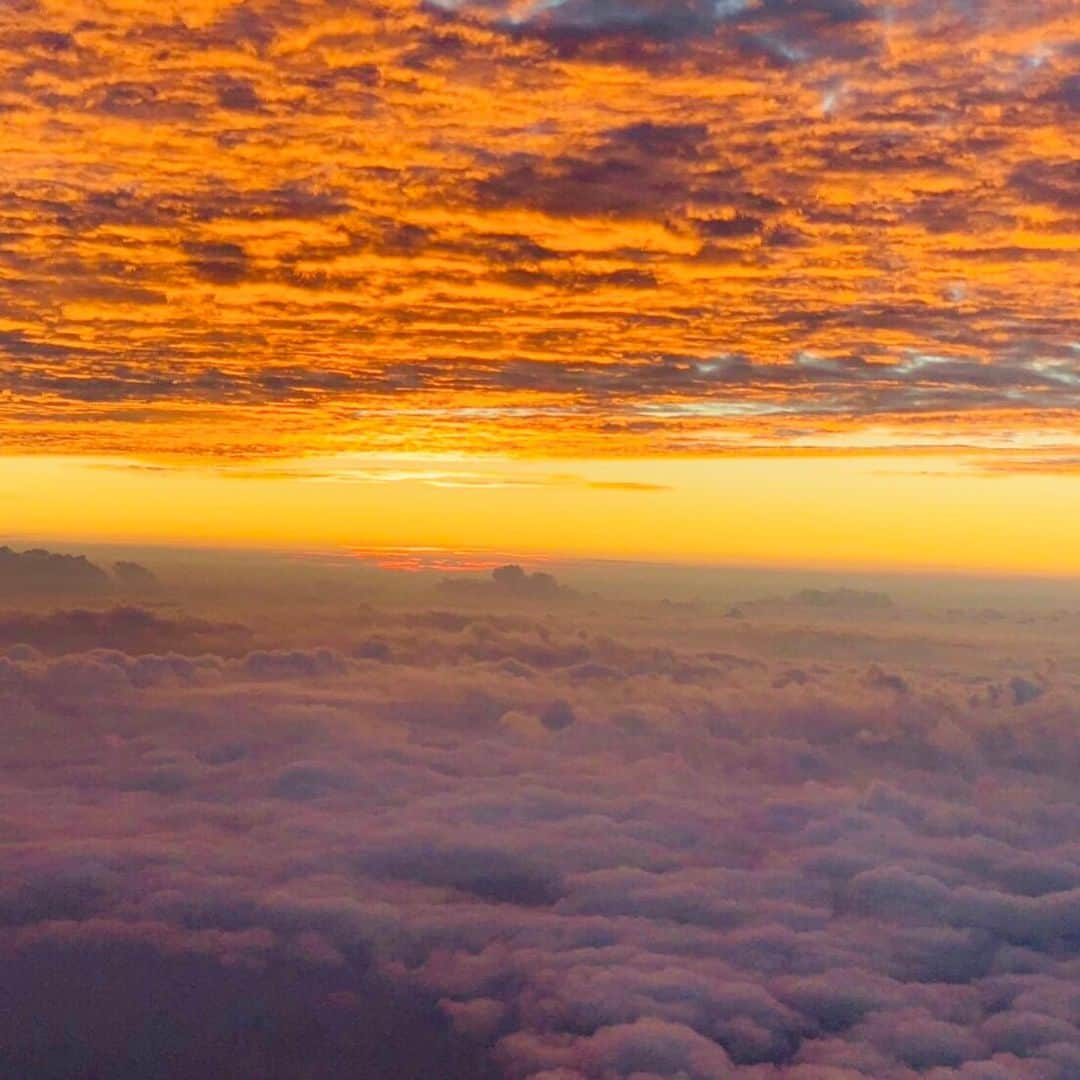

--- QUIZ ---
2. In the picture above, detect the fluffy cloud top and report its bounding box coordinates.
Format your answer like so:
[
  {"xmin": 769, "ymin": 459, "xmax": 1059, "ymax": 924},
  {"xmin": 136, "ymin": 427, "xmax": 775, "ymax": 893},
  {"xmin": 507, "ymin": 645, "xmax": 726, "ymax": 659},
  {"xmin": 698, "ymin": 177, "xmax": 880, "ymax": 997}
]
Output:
[{"xmin": 1, "ymin": 563, "xmax": 1078, "ymax": 1077}]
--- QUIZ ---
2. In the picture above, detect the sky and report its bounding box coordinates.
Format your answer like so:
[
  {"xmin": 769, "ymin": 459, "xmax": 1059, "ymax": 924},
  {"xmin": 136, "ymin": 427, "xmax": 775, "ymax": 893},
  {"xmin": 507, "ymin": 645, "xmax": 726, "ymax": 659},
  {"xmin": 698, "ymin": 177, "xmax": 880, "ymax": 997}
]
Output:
[
  {"xmin": 2, "ymin": 0, "xmax": 1078, "ymax": 572},
  {"xmin": 4, "ymin": 10, "xmax": 1080, "ymax": 1071},
  {"xmin": 3, "ymin": 9, "xmax": 1080, "ymax": 1073}
]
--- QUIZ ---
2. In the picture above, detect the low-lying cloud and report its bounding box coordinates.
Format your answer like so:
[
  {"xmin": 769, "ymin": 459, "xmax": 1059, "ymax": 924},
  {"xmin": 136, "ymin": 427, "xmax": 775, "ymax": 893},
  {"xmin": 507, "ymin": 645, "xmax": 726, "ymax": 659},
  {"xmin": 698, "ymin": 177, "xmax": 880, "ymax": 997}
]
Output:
[{"xmin": 1, "ymin": 563, "xmax": 1078, "ymax": 1077}]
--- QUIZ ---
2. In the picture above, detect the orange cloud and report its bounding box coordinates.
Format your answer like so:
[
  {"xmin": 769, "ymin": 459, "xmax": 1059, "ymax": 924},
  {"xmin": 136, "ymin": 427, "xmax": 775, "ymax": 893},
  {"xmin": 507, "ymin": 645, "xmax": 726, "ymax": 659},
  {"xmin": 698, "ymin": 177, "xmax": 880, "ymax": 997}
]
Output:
[{"xmin": 0, "ymin": 0, "xmax": 1076, "ymax": 468}]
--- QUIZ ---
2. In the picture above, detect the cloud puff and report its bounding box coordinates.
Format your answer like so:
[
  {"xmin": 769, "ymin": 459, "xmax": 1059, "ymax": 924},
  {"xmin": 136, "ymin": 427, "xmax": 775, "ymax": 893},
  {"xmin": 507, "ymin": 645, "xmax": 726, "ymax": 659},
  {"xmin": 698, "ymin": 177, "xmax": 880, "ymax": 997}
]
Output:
[{"xmin": 440, "ymin": 565, "xmax": 579, "ymax": 604}]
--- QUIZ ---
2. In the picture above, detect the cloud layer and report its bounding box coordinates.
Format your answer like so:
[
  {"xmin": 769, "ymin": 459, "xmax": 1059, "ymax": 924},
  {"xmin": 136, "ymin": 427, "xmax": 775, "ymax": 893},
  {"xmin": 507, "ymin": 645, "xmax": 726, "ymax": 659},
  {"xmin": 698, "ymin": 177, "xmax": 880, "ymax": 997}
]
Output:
[
  {"xmin": 2, "ymin": 564, "xmax": 1078, "ymax": 1077},
  {"xmin": 1, "ymin": 0, "xmax": 1077, "ymax": 461}
]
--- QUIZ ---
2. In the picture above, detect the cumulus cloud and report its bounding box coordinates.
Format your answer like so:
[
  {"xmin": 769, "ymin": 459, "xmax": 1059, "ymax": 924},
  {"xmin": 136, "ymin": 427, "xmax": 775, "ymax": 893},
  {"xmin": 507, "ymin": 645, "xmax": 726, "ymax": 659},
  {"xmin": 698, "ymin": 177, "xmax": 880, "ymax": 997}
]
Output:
[
  {"xmin": 0, "ymin": 546, "xmax": 164, "ymax": 598},
  {"xmin": 0, "ymin": 569, "xmax": 1078, "ymax": 1076},
  {"xmin": 440, "ymin": 565, "xmax": 580, "ymax": 605},
  {"xmin": 0, "ymin": 545, "xmax": 110, "ymax": 595}
]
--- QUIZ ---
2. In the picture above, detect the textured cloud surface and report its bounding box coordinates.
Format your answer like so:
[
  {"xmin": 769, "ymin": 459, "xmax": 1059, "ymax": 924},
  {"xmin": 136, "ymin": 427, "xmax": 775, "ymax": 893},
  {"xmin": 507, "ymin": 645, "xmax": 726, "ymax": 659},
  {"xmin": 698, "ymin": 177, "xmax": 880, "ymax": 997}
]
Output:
[
  {"xmin": 2, "ymin": 557, "xmax": 1079, "ymax": 1077},
  {"xmin": 1, "ymin": 0, "xmax": 1077, "ymax": 462}
]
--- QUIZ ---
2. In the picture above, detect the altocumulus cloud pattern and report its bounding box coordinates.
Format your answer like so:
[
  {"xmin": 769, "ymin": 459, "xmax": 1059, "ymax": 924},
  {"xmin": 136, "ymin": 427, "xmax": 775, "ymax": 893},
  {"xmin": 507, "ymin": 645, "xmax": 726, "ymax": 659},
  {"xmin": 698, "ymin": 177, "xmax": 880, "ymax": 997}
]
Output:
[{"xmin": 0, "ymin": 0, "xmax": 1077, "ymax": 466}]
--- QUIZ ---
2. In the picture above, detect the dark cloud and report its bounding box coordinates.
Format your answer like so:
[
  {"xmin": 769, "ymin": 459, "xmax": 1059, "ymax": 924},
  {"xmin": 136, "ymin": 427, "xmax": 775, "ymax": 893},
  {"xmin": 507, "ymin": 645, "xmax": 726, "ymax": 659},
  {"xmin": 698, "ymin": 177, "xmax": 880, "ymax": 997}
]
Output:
[
  {"xmin": 95, "ymin": 82, "xmax": 168, "ymax": 119},
  {"xmin": 358, "ymin": 844, "xmax": 564, "ymax": 906},
  {"xmin": 112, "ymin": 560, "xmax": 161, "ymax": 591},
  {"xmin": 0, "ymin": 331, "xmax": 1073, "ymax": 445},
  {"xmin": 184, "ymin": 241, "xmax": 249, "ymax": 285},
  {"xmin": 1008, "ymin": 160, "xmax": 1080, "ymax": 211},
  {"xmin": 0, "ymin": 930, "xmax": 499, "ymax": 1079},
  {"xmin": 0, "ymin": 545, "xmax": 110, "ymax": 595},
  {"xmin": 439, "ymin": 564, "xmax": 579, "ymax": 604},
  {"xmin": 0, "ymin": 605, "xmax": 252, "ymax": 656},
  {"xmin": 473, "ymin": 122, "xmax": 719, "ymax": 219},
  {"xmin": 695, "ymin": 213, "xmax": 765, "ymax": 238},
  {"xmin": 216, "ymin": 77, "xmax": 262, "ymax": 112},
  {"xmin": 1043, "ymin": 72, "xmax": 1080, "ymax": 112},
  {"xmin": 71, "ymin": 183, "xmax": 352, "ymax": 230},
  {"xmin": 436, "ymin": 0, "xmax": 879, "ymax": 65},
  {"xmin": 430, "ymin": 0, "xmax": 722, "ymax": 44}
]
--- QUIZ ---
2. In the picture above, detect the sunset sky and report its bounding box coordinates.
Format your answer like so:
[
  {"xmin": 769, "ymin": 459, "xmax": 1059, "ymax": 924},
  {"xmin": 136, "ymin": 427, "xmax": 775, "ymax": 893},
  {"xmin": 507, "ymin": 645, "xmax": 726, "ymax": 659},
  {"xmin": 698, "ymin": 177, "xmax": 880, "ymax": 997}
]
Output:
[
  {"xmin": 4, "ymin": 9, "xmax": 1080, "ymax": 1072},
  {"xmin": 2, "ymin": 0, "xmax": 1077, "ymax": 572}
]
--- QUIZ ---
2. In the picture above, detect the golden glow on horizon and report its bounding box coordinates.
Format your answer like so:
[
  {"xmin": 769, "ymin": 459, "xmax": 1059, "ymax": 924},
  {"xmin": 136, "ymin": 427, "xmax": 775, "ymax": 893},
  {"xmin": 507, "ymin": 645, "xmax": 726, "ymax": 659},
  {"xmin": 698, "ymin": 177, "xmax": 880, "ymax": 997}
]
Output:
[{"xmin": 3, "ymin": 454, "xmax": 1078, "ymax": 576}]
